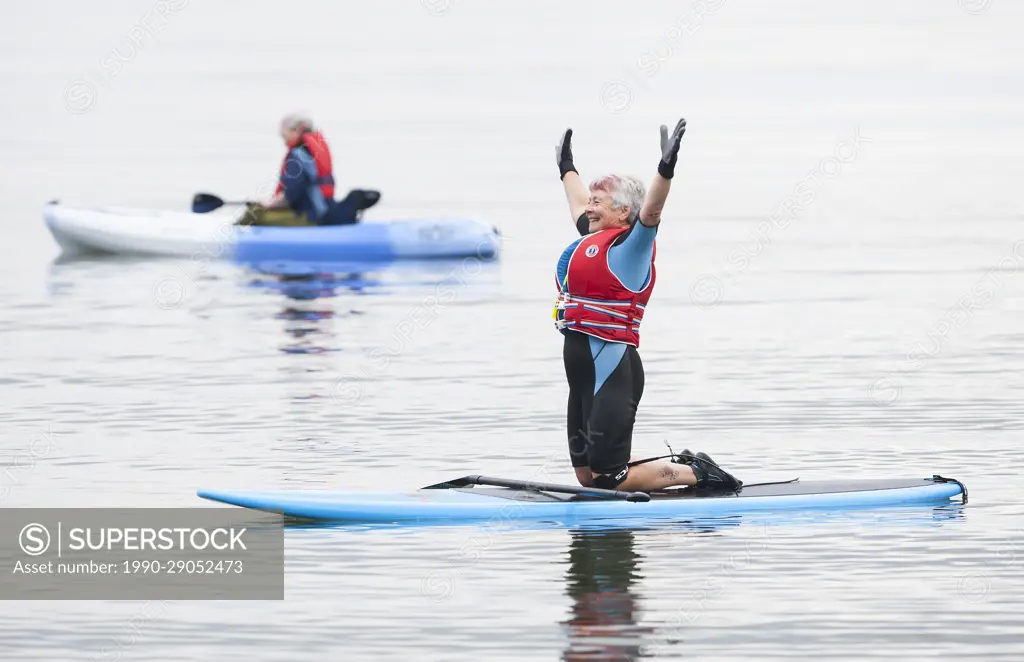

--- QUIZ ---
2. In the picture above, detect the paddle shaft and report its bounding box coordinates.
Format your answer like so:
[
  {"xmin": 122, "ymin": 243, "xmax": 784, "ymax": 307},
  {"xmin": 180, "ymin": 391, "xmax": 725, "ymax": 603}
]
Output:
[{"xmin": 463, "ymin": 475, "xmax": 650, "ymax": 502}]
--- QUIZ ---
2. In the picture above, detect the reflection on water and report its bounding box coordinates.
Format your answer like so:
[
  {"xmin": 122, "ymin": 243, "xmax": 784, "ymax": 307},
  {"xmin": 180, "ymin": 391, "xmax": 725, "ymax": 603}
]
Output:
[
  {"xmin": 244, "ymin": 258, "xmax": 502, "ymax": 355},
  {"xmin": 558, "ymin": 504, "xmax": 969, "ymax": 661},
  {"xmin": 561, "ymin": 529, "xmax": 652, "ymax": 661},
  {"xmin": 249, "ymin": 271, "xmax": 374, "ymax": 355},
  {"xmin": 40, "ymin": 252, "xmax": 503, "ymax": 375},
  {"xmin": 276, "ymin": 309, "xmax": 343, "ymax": 355},
  {"xmin": 560, "ymin": 520, "xmax": 742, "ymax": 661}
]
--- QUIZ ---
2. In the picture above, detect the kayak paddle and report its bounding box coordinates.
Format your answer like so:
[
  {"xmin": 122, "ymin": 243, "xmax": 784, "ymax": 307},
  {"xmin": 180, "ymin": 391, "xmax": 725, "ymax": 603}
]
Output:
[
  {"xmin": 422, "ymin": 474, "xmax": 651, "ymax": 502},
  {"xmin": 191, "ymin": 192, "xmax": 254, "ymax": 213}
]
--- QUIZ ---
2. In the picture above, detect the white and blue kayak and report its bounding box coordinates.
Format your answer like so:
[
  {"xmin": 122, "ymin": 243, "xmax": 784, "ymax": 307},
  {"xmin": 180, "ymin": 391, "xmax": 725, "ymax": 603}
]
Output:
[
  {"xmin": 196, "ymin": 474, "xmax": 967, "ymax": 526},
  {"xmin": 42, "ymin": 202, "xmax": 501, "ymax": 263}
]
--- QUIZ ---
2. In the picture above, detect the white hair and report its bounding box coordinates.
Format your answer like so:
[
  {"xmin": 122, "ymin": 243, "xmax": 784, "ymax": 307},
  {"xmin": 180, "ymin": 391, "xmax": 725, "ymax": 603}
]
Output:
[
  {"xmin": 589, "ymin": 174, "xmax": 646, "ymax": 221},
  {"xmin": 280, "ymin": 113, "xmax": 315, "ymax": 132}
]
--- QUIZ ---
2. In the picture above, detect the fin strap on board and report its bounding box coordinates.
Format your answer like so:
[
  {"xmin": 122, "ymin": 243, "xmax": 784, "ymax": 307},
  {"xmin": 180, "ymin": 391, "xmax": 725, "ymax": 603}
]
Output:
[{"xmin": 931, "ymin": 475, "xmax": 968, "ymax": 504}]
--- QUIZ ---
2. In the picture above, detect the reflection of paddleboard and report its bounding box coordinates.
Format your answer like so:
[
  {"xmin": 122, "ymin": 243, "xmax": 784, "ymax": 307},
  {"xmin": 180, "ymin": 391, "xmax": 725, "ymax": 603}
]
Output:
[{"xmin": 197, "ymin": 475, "xmax": 967, "ymax": 526}]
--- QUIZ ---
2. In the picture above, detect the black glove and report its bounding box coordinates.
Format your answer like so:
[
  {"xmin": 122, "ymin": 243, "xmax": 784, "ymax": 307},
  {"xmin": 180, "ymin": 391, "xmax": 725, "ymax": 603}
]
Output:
[
  {"xmin": 556, "ymin": 128, "xmax": 577, "ymax": 180},
  {"xmin": 658, "ymin": 118, "xmax": 687, "ymax": 179}
]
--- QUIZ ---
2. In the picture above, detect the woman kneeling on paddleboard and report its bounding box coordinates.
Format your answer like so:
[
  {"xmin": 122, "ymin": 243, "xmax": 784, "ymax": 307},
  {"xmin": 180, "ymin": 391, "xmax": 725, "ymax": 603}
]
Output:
[{"xmin": 553, "ymin": 119, "xmax": 743, "ymax": 493}]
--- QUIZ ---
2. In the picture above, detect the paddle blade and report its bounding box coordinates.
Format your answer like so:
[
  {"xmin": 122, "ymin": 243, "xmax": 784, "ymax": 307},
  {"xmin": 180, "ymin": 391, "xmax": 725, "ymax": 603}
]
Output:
[
  {"xmin": 192, "ymin": 192, "xmax": 225, "ymax": 213},
  {"xmin": 422, "ymin": 476, "xmax": 477, "ymax": 490}
]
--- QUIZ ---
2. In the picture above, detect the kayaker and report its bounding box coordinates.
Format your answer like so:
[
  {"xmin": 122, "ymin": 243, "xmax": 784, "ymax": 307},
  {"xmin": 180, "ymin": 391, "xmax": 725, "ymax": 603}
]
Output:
[
  {"xmin": 553, "ymin": 119, "xmax": 744, "ymax": 493},
  {"xmin": 239, "ymin": 114, "xmax": 377, "ymax": 227}
]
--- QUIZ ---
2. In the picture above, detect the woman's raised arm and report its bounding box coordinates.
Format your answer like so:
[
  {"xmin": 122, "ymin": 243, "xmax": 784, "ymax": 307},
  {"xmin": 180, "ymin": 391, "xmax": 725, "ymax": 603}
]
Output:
[
  {"xmin": 640, "ymin": 118, "xmax": 686, "ymax": 228},
  {"xmin": 556, "ymin": 128, "xmax": 589, "ymax": 223}
]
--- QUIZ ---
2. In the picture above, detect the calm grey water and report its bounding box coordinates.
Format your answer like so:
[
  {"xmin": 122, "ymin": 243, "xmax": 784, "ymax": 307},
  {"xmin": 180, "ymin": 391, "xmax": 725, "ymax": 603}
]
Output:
[{"xmin": 2, "ymin": 0, "xmax": 1023, "ymax": 659}]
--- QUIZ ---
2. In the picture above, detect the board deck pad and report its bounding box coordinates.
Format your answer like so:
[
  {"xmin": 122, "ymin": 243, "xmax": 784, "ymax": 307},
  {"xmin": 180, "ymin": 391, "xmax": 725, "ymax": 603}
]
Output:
[{"xmin": 449, "ymin": 478, "xmax": 944, "ymax": 502}]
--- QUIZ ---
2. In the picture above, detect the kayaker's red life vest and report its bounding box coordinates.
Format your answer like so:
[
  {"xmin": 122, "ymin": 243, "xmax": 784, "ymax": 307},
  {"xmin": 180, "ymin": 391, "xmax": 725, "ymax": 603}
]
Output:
[
  {"xmin": 554, "ymin": 227, "xmax": 656, "ymax": 347},
  {"xmin": 276, "ymin": 131, "xmax": 335, "ymax": 199}
]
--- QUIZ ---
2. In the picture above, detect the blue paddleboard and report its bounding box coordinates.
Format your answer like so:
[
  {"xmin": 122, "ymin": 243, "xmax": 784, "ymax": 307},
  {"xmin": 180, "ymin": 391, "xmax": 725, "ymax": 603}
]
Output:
[{"xmin": 196, "ymin": 476, "xmax": 967, "ymax": 527}]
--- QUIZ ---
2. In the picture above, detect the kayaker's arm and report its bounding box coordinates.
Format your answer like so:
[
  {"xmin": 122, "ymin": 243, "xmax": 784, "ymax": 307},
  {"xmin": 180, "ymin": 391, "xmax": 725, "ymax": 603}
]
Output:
[
  {"xmin": 639, "ymin": 118, "xmax": 687, "ymax": 228},
  {"xmin": 260, "ymin": 149, "xmax": 313, "ymax": 210},
  {"xmin": 556, "ymin": 128, "xmax": 589, "ymax": 225}
]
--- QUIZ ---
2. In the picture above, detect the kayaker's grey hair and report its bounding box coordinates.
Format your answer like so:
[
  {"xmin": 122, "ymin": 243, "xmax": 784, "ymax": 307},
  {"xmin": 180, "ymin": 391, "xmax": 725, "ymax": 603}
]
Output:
[
  {"xmin": 281, "ymin": 113, "xmax": 314, "ymax": 132},
  {"xmin": 590, "ymin": 174, "xmax": 646, "ymax": 221}
]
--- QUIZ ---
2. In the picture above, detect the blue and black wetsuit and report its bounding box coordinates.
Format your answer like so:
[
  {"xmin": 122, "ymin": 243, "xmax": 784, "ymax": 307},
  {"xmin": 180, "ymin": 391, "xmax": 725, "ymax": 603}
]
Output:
[{"xmin": 558, "ymin": 214, "xmax": 658, "ymax": 486}]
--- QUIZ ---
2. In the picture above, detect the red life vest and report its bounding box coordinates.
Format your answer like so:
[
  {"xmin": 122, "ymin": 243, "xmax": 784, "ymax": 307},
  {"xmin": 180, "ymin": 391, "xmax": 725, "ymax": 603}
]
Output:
[
  {"xmin": 554, "ymin": 227, "xmax": 656, "ymax": 347},
  {"xmin": 275, "ymin": 131, "xmax": 335, "ymax": 199}
]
